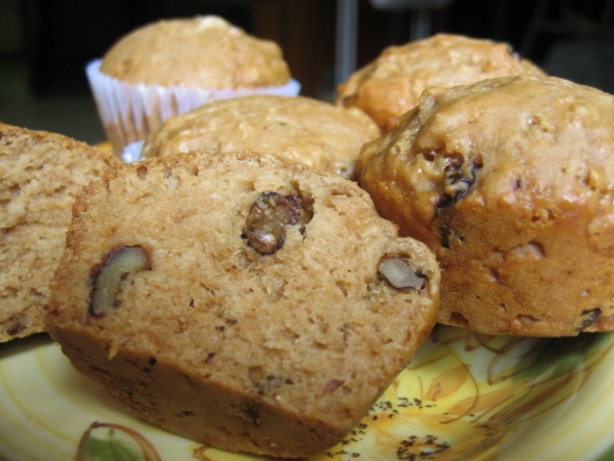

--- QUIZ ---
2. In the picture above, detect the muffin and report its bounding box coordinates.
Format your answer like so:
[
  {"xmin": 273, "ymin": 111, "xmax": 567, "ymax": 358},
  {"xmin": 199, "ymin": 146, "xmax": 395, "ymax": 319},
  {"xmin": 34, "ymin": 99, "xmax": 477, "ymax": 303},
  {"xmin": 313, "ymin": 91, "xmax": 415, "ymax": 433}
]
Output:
[
  {"xmin": 337, "ymin": 33, "xmax": 544, "ymax": 132},
  {"xmin": 86, "ymin": 15, "xmax": 300, "ymax": 155},
  {"xmin": 0, "ymin": 122, "xmax": 119, "ymax": 342},
  {"xmin": 139, "ymin": 94, "xmax": 380, "ymax": 177},
  {"xmin": 46, "ymin": 150, "xmax": 440, "ymax": 457},
  {"xmin": 355, "ymin": 74, "xmax": 614, "ymax": 337}
]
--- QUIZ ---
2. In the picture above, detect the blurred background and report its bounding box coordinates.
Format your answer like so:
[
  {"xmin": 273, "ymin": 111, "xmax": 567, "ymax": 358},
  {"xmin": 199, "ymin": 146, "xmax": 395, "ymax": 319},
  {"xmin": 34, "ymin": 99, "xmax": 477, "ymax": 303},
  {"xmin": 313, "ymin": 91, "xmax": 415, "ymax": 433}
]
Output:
[{"xmin": 0, "ymin": 0, "xmax": 612, "ymax": 145}]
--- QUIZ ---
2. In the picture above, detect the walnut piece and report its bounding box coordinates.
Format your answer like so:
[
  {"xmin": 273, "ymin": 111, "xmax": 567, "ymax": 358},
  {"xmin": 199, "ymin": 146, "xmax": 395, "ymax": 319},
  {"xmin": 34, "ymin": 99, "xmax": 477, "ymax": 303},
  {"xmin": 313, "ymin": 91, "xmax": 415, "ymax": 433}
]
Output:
[
  {"xmin": 244, "ymin": 191, "xmax": 313, "ymax": 255},
  {"xmin": 378, "ymin": 256, "xmax": 427, "ymax": 290},
  {"xmin": 89, "ymin": 245, "xmax": 151, "ymax": 316}
]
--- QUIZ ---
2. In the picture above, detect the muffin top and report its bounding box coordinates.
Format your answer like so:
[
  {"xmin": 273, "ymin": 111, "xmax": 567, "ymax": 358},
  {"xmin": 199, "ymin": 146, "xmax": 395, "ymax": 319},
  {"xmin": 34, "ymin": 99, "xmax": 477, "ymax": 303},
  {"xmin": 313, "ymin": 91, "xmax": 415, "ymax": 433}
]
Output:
[
  {"xmin": 337, "ymin": 33, "xmax": 544, "ymax": 132},
  {"xmin": 141, "ymin": 95, "xmax": 380, "ymax": 178},
  {"xmin": 100, "ymin": 16, "xmax": 291, "ymax": 88},
  {"xmin": 356, "ymin": 73, "xmax": 614, "ymax": 249}
]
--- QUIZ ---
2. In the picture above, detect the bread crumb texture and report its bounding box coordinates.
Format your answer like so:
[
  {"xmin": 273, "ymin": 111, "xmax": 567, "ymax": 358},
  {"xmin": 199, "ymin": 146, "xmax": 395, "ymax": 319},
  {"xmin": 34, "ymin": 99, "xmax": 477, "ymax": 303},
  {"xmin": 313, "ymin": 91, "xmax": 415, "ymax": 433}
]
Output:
[
  {"xmin": 0, "ymin": 122, "xmax": 118, "ymax": 342},
  {"xmin": 100, "ymin": 16, "xmax": 291, "ymax": 88},
  {"xmin": 46, "ymin": 150, "xmax": 440, "ymax": 457}
]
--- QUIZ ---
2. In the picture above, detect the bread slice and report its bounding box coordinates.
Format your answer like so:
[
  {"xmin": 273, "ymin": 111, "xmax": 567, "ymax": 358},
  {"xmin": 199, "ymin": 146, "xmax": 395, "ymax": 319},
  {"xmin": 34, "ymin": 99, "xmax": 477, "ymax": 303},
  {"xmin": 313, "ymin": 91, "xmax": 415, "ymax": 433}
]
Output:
[
  {"xmin": 46, "ymin": 150, "xmax": 440, "ymax": 457},
  {"xmin": 0, "ymin": 122, "xmax": 119, "ymax": 342}
]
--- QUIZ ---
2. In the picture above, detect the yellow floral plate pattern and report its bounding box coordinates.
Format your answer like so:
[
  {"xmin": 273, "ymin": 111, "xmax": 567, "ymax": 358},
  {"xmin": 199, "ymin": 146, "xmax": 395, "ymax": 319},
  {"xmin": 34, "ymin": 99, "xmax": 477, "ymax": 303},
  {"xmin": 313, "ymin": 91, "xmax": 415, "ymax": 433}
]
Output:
[{"xmin": 0, "ymin": 325, "xmax": 613, "ymax": 461}]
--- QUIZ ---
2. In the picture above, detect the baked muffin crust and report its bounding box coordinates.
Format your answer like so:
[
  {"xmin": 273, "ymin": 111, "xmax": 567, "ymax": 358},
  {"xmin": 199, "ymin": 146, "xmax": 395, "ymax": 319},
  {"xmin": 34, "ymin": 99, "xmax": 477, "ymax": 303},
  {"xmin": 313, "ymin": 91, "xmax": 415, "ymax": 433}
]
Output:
[
  {"xmin": 100, "ymin": 16, "xmax": 291, "ymax": 88},
  {"xmin": 141, "ymin": 95, "xmax": 380, "ymax": 178},
  {"xmin": 356, "ymin": 74, "xmax": 614, "ymax": 336},
  {"xmin": 337, "ymin": 33, "xmax": 544, "ymax": 132}
]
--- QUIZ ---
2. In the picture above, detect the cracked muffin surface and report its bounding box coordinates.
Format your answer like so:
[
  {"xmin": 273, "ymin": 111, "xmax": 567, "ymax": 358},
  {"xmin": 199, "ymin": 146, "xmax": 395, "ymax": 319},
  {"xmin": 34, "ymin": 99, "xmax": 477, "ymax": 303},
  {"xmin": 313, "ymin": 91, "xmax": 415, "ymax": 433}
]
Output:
[
  {"xmin": 355, "ymin": 73, "xmax": 614, "ymax": 337},
  {"xmin": 141, "ymin": 95, "xmax": 380, "ymax": 178},
  {"xmin": 100, "ymin": 15, "xmax": 291, "ymax": 88},
  {"xmin": 337, "ymin": 33, "xmax": 544, "ymax": 132}
]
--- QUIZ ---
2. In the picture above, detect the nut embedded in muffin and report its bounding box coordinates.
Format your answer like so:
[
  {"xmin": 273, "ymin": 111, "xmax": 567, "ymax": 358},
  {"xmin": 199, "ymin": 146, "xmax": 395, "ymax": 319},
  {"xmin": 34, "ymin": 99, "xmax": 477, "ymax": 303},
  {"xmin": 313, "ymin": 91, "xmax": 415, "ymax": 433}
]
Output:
[
  {"xmin": 88, "ymin": 245, "xmax": 152, "ymax": 316},
  {"xmin": 242, "ymin": 190, "xmax": 314, "ymax": 255}
]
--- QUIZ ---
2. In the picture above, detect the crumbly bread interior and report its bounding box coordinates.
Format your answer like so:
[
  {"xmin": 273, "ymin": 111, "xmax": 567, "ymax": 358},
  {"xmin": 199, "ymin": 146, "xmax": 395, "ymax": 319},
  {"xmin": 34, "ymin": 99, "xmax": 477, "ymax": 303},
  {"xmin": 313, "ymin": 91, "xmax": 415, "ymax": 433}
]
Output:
[
  {"xmin": 0, "ymin": 122, "xmax": 119, "ymax": 342},
  {"xmin": 46, "ymin": 151, "xmax": 440, "ymax": 457}
]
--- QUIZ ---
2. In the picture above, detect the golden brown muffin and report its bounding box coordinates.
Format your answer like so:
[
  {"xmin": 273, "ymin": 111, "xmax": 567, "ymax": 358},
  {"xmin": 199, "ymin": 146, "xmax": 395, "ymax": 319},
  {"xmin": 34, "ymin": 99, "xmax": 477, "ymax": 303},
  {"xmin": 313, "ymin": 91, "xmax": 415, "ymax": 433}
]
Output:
[
  {"xmin": 355, "ymin": 74, "xmax": 614, "ymax": 337},
  {"xmin": 86, "ymin": 16, "xmax": 299, "ymax": 154},
  {"xmin": 46, "ymin": 150, "xmax": 440, "ymax": 457},
  {"xmin": 337, "ymin": 33, "xmax": 544, "ymax": 133},
  {"xmin": 0, "ymin": 122, "xmax": 120, "ymax": 342},
  {"xmin": 100, "ymin": 16, "xmax": 290, "ymax": 88},
  {"xmin": 140, "ymin": 95, "xmax": 380, "ymax": 178}
]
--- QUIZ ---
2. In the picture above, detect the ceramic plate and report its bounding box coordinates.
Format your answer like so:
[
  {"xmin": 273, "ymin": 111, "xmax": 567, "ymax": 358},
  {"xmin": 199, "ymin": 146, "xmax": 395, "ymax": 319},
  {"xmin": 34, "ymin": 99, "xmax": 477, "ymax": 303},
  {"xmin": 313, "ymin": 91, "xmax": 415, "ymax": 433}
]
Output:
[{"xmin": 0, "ymin": 325, "xmax": 612, "ymax": 461}]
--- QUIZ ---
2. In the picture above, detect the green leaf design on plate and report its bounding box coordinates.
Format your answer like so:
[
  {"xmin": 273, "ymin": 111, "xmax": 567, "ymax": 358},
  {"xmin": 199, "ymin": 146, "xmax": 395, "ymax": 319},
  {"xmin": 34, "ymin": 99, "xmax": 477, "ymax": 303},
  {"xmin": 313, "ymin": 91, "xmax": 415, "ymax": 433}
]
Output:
[
  {"xmin": 76, "ymin": 422, "xmax": 162, "ymax": 461},
  {"xmin": 83, "ymin": 435, "xmax": 143, "ymax": 461},
  {"xmin": 595, "ymin": 443, "xmax": 614, "ymax": 461},
  {"xmin": 511, "ymin": 331, "xmax": 614, "ymax": 381}
]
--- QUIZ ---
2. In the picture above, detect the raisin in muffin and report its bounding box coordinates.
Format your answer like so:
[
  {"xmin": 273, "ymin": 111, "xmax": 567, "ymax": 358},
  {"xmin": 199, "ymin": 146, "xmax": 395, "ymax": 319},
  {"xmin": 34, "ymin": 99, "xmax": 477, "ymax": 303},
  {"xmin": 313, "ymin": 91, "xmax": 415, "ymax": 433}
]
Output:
[
  {"xmin": 86, "ymin": 15, "xmax": 300, "ymax": 155},
  {"xmin": 140, "ymin": 95, "xmax": 380, "ymax": 177},
  {"xmin": 337, "ymin": 33, "xmax": 544, "ymax": 133},
  {"xmin": 46, "ymin": 150, "xmax": 440, "ymax": 457},
  {"xmin": 0, "ymin": 122, "xmax": 119, "ymax": 342},
  {"xmin": 355, "ymin": 74, "xmax": 614, "ymax": 337}
]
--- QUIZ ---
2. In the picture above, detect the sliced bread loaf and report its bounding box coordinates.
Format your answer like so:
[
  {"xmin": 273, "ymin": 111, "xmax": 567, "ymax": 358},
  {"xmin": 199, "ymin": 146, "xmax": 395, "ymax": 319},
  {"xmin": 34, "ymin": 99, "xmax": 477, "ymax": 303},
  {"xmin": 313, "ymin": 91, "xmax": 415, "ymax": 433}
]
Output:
[
  {"xmin": 46, "ymin": 150, "xmax": 440, "ymax": 457},
  {"xmin": 0, "ymin": 122, "xmax": 119, "ymax": 342}
]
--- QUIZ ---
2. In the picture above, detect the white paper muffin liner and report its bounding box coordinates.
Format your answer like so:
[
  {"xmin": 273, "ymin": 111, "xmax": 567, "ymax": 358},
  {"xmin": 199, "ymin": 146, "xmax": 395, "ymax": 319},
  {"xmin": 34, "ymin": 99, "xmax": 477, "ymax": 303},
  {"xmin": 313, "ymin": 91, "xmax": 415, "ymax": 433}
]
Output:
[
  {"xmin": 86, "ymin": 59, "xmax": 301, "ymax": 156},
  {"xmin": 121, "ymin": 140, "xmax": 145, "ymax": 163}
]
